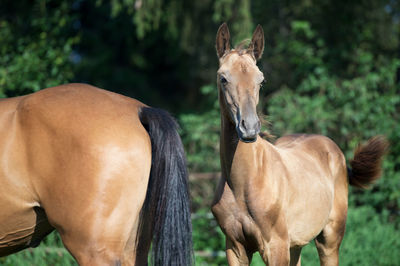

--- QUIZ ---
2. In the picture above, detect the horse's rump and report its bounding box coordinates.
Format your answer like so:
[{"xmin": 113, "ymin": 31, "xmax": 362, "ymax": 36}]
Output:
[{"xmin": 0, "ymin": 84, "xmax": 153, "ymax": 257}]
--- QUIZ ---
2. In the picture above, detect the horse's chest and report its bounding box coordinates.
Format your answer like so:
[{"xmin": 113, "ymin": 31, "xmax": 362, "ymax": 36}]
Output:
[
  {"xmin": 212, "ymin": 187, "xmax": 275, "ymax": 251},
  {"xmin": 213, "ymin": 201, "xmax": 265, "ymax": 251}
]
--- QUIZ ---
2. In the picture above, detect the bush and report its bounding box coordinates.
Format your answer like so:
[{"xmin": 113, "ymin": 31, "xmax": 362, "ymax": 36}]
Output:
[
  {"xmin": 0, "ymin": 1, "xmax": 77, "ymax": 97},
  {"xmin": 180, "ymin": 85, "xmax": 221, "ymax": 172}
]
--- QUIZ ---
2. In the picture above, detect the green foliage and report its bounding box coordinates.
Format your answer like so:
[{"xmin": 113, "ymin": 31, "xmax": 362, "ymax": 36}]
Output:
[
  {"xmin": 299, "ymin": 206, "xmax": 400, "ymax": 266},
  {"xmin": 180, "ymin": 85, "xmax": 220, "ymax": 172},
  {"xmin": 339, "ymin": 206, "xmax": 400, "ymax": 265},
  {"xmin": 0, "ymin": 1, "xmax": 77, "ymax": 97},
  {"xmin": 107, "ymin": 0, "xmax": 253, "ymax": 46},
  {"xmin": 192, "ymin": 210, "xmax": 226, "ymax": 265},
  {"xmin": 0, "ymin": 232, "xmax": 76, "ymax": 266},
  {"xmin": 268, "ymin": 20, "xmax": 399, "ymax": 142}
]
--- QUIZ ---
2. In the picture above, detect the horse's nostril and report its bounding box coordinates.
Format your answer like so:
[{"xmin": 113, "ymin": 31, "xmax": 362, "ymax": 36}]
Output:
[{"xmin": 241, "ymin": 119, "xmax": 247, "ymax": 130}]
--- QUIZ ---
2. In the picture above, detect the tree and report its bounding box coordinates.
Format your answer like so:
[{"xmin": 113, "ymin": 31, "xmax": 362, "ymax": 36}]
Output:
[{"xmin": 0, "ymin": 0, "xmax": 78, "ymax": 97}]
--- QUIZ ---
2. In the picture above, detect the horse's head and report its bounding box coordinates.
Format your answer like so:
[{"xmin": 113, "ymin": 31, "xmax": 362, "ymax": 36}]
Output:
[{"xmin": 216, "ymin": 23, "xmax": 265, "ymax": 143}]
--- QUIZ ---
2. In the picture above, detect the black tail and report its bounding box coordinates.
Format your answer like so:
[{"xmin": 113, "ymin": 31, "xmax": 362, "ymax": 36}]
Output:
[
  {"xmin": 348, "ymin": 136, "xmax": 389, "ymax": 189},
  {"xmin": 137, "ymin": 107, "xmax": 193, "ymax": 265}
]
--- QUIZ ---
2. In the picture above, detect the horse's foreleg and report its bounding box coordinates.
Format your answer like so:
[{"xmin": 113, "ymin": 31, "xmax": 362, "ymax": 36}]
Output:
[
  {"xmin": 259, "ymin": 239, "xmax": 290, "ymax": 266},
  {"xmin": 226, "ymin": 238, "xmax": 253, "ymax": 266}
]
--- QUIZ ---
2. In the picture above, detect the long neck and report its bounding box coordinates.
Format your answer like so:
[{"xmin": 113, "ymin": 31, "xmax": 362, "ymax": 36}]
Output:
[{"xmin": 219, "ymin": 89, "xmax": 239, "ymax": 180}]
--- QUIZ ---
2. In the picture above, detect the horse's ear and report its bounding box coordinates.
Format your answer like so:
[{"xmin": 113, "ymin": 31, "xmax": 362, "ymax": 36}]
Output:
[
  {"xmin": 248, "ymin": 24, "xmax": 264, "ymax": 61},
  {"xmin": 216, "ymin": 23, "xmax": 231, "ymax": 58}
]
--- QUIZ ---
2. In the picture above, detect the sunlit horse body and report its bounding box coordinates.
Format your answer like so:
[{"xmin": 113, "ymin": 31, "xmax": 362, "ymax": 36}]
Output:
[
  {"xmin": 211, "ymin": 23, "xmax": 388, "ymax": 266},
  {"xmin": 0, "ymin": 84, "xmax": 193, "ymax": 265}
]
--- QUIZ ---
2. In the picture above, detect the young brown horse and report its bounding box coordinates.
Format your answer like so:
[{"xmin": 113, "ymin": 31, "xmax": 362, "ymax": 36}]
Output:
[
  {"xmin": 0, "ymin": 84, "xmax": 193, "ymax": 265},
  {"xmin": 211, "ymin": 23, "xmax": 388, "ymax": 266}
]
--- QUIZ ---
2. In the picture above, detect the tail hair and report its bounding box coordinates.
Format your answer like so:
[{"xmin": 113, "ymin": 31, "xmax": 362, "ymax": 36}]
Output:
[
  {"xmin": 137, "ymin": 107, "xmax": 193, "ymax": 265},
  {"xmin": 348, "ymin": 136, "xmax": 389, "ymax": 189}
]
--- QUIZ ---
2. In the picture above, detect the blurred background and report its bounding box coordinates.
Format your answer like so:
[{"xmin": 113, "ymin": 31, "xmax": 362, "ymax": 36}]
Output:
[{"xmin": 0, "ymin": 0, "xmax": 399, "ymax": 265}]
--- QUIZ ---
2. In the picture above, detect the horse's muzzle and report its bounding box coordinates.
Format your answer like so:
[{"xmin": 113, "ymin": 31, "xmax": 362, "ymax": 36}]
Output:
[{"xmin": 236, "ymin": 118, "xmax": 260, "ymax": 143}]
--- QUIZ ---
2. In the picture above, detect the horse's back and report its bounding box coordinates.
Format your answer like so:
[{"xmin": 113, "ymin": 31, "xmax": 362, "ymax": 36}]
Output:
[
  {"xmin": 0, "ymin": 84, "xmax": 152, "ymax": 256},
  {"xmin": 17, "ymin": 83, "xmax": 146, "ymax": 135},
  {"xmin": 275, "ymin": 134, "xmax": 346, "ymax": 172}
]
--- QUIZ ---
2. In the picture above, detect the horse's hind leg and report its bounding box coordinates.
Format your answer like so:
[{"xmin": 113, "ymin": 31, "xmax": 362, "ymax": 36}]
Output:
[
  {"xmin": 55, "ymin": 180, "xmax": 146, "ymax": 266},
  {"xmin": 58, "ymin": 209, "xmax": 140, "ymax": 266},
  {"xmin": 315, "ymin": 173, "xmax": 348, "ymax": 266},
  {"xmin": 314, "ymin": 216, "xmax": 346, "ymax": 266},
  {"xmin": 43, "ymin": 169, "xmax": 148, "ymax": 266}
]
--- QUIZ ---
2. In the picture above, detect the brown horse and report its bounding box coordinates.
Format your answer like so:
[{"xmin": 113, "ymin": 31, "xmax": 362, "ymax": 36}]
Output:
[
  {"xmin": 0, "ymin": 84, "xmax": 193, "ymax": 265},
  {"xmin": 211, "ymin": 23, "xmax": 388, "ymax": 266}
]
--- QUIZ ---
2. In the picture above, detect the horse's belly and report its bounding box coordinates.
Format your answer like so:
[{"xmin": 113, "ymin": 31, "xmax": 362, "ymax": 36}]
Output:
[
  {"xmin": 0, "ymin": 168, "xmax": 53, "ymax": 256},
  {"xmin": 0, "ymin": 199, "xmax": 37, "ymax": 256},
  {"xmin": 287, "ymin": 211, "xmax": 331, "ymax": 247},
  {"xmin": 286, "ymin": 182, "xmax": 334, "ymax": 247}
]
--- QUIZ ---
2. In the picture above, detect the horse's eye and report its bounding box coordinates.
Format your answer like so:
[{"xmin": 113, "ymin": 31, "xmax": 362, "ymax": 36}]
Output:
[
  {"xmin": 220, "ymin": 76, "xmax": 228, "ymax": 84},
  {"xmin": 260, "ymin": 79, "xmax": 266, "ymax": 88}
]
